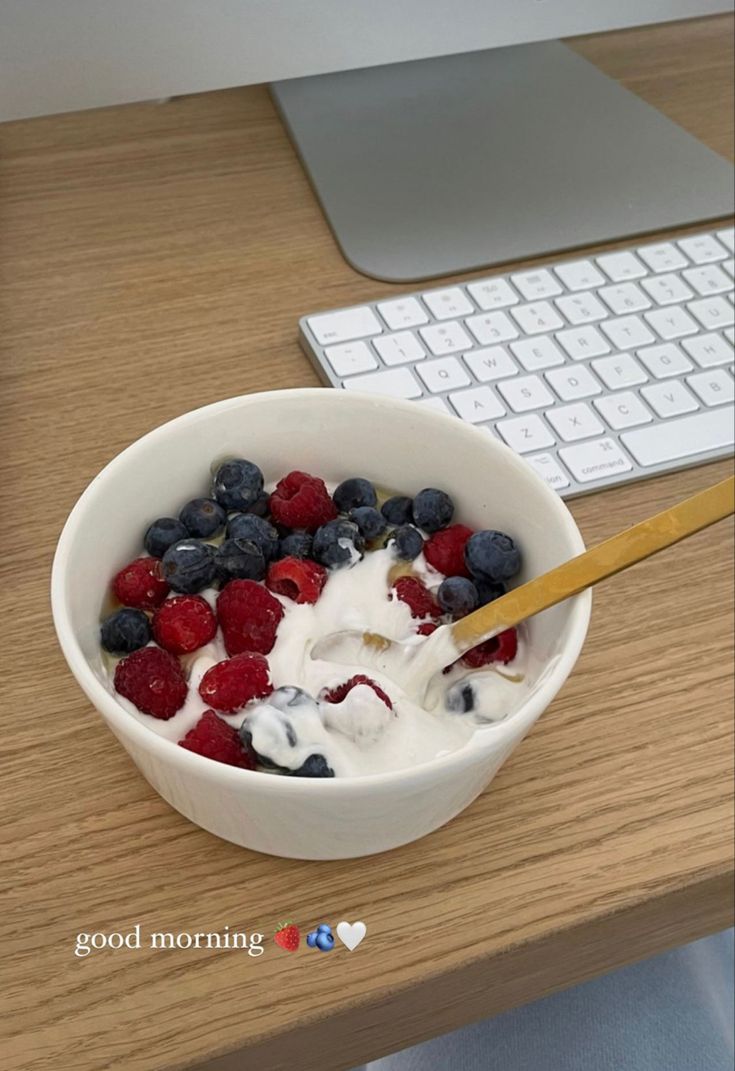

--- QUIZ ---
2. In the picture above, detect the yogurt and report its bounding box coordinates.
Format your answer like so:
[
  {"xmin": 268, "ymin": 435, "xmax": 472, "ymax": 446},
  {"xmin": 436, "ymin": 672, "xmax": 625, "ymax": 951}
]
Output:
[{"xmin": 109, "ymin": 546, "xmax": 531, "ymax": 777}]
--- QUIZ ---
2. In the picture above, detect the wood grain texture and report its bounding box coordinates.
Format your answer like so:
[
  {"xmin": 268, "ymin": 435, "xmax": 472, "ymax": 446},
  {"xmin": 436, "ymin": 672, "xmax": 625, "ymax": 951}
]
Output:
[{"xmin": 1, "ymin": 15, "xmax": 733, "ymax": 1071}]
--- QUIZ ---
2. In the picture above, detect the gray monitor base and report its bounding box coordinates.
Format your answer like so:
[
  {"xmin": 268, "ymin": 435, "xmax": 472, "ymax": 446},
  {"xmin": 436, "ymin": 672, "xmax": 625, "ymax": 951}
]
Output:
[{"xmin": 271, "ymin": 42, "xmax": 734, "ymax": 283}]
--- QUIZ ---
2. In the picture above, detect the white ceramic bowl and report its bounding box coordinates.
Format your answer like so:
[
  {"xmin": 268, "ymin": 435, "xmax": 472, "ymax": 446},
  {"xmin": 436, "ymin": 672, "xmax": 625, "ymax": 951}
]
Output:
[{"xmin": 52, "ymin": 389, "xmax": 590, "ymax": 859}]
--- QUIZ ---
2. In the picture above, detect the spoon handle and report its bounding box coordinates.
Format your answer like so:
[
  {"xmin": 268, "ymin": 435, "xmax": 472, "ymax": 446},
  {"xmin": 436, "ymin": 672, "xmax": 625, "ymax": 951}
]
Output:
[{"xmin": 450, "ymin": 474, "xmax": 734, "ymax": 655}]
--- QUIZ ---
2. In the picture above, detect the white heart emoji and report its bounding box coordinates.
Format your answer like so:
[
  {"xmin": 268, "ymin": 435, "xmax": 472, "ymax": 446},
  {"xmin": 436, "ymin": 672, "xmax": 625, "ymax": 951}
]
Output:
[{"xmin": 336, "ymin": 920, "xmax": 367, "ymax": 951}]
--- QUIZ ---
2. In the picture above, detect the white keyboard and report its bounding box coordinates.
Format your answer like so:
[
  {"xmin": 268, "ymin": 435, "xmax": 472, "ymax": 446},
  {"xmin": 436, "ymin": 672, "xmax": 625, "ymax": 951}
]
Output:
[{"xmin": 299, "ymin": 227, "xmax": 735, "ymax": 497}]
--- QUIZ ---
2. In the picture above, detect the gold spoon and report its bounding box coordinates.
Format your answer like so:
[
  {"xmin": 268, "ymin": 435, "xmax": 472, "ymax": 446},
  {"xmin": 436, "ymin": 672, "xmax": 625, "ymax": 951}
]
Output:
[{"xmin": 312, "ymin": 475, "xmax": 734, "ymax": 699}]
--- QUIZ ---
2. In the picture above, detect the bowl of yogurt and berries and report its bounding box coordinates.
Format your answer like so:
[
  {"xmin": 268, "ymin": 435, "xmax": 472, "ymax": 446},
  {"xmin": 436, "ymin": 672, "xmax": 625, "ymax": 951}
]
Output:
[{"xmin": 52, "ymin": 389, "xmax": 590, "ymax": 858}]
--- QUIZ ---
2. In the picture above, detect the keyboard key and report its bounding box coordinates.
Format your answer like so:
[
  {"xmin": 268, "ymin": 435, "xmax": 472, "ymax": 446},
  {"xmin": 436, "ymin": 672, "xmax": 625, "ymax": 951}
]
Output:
[
  {"xmin": 416, "ymin": 396, "xmax": 451, "ymax": 414},
  {"xmin": 510, "ymin": 336, "xmax": 565, "ymax": 371},
  {"xmin": 687, "ymin": 369, "xmax": 735, "ymax": 407},
  {"xmin": 377, "ymin": 296, "xmax": 428, "ymax": 330},
  {"xmin": 723, "ymin": 258, "xmax": 735, "ymax": 279},
  {"xmin": 555, "ymin": 292, "xmax": 607, "ymax": 325},
  {"xmin": 464, "ymin": 346, "xmax": 519, "ymax": 382},
  {"xmin": 717, "ymin": 227, "xmax": 735, "ymax": 253},
  {"xmin": 324, "ymin": 341, "xmax": 377, "ymax": 377},
  {"xmin": 644, "ymin": 306, "xmax": 698, "ymax": 340},
  {"xmin": 419, "ymin": 321, "xmax": 472, "ymax": 356},
  {"xmin": 726, "ymin": 328, "xmax": 735, "ymax": 345},
  {"xmin": 450, "ymin": 385, "xmax": 505, "ymax": 423},
  {"xmin": 637, "ymin": 242, "xmax": 688, "ymax": 273},
  {"xmin": 417, "ymin": 356, "xmax": 470, "ymax": 393},
  {"xmin": 640, "ymin": 273, "xmax": 694, "ymax": 306},
  {"xmin": 308, "ymin": 306, "xmax": 382, "ymax": 345},
  {"xmin": 637, "ymin": 343, "xmax": 693, "ymax": 379},
  {"xmin": 601, "ymin": 315, "xmax": 655, "ymax": 350},
  {"xmin": 545, "ymin": 402, "xmax": 604, "ymax": 442},
  {"xmin": 641, "ymin": 380, "xmax": 699, "ymax": 419},
  {"xmin": 598, "ymin": 282, "xmax": 651, "ymax": 315},
  {"xmin": 556, "ymin": 325, "xmax": 610, "ymax": 361},
  {"xmin": 621, "ymin": 407, "xmax": 734, "ymax": 465},
  {"xmin": 688, "ymin": 296, "xmax": 735, "ymax": 330},
  {"xmin": 510, "ymin": 301, "xmax": 564, "ymax": 335},
  {"xmin": 510, "ymin": 268, "xmax": 562, "ymax": 301},
  {"xmin": 594, "ymin": 391, "xmax": 653, "ymax": 430},
  {"xmin": 467, "ymin": 277, "xmax": 519, "ymax": 310},
  {"xmin": 343, "ymin": 367, "xmax": 421, "ymax": 398},
  {"xmin": 526, "ymin": 452, "xmax": 570, "ymax": 490},
  {"xmin": 553, "ymin": 258, "xmax": 605, "ymax": 292},
  {"xmin": 559, "ymin": 438, "xmax": 633, "ymax": 483},
  {"xmin": 592, "ymin": 353, "xmax": 648, "ymax": 390},
  {"xmin": 465, "ymin": 311, "xmax": 518, "ymax": 345},
  {"xmin": 682, "ymin": 265, "xmax": 732, "ymax": 296},
  {"xmin": 682, "ymin": 333, "xmax": 733, "ymax": 368},
  {"xmin": 373, "ymin": 331, "xmax": 425, "ymax": 366},
  {"xmin": 497, "ymin": 374, "xmax": 554, "ymax": 413},
  {"xmin": 545, "ymin": 364, "xmax": 601, "ymax": 401},
  {"xmin": 422, "ymin": 287, "xmax": 474, "ymax": 320},
  {"xmin": 497, "ymin": 415, "xmax": 555, "ymax": 454},
  {"xmin": 678, "ymin": 234, "xmax": 728, "ymax": 264},
  {"xmin": 596, "ymin": 250, "xmax": 646, "ymax": 281}
]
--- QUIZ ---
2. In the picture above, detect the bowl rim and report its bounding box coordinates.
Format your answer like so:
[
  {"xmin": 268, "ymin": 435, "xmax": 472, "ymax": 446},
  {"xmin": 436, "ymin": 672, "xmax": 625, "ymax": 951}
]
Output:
[{"xmin": 51, "ymin": 388, "xmax": 591, "ymax": 795}]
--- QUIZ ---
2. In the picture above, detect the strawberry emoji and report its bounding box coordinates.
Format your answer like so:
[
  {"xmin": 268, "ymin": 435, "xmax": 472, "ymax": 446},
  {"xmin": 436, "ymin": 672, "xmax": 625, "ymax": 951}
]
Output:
[{"xmin": 274, "ymin": 921, "xmax": 300, "ymax": 952}]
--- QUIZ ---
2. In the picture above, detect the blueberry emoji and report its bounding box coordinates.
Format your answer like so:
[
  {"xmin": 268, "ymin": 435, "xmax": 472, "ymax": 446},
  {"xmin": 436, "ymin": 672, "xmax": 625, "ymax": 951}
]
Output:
[
  {"xmin": 316, "ymin": 924, "xmax": 332, "ymax": 934},
  {"xmin": 315, "ymin": 931, "xmax": 335, "ymax": 952},
  {"xmin": 306, "ymin": 931, "xmax": 318, "ymax": 948}
]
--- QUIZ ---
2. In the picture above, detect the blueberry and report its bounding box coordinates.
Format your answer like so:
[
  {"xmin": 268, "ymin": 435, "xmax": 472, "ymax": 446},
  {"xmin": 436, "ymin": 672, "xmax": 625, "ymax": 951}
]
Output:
[
  {"xmin": 349, "ymin": 506, "xmax": 386, "ymax": 541},
  {"xmin": 412, "ymin": 488, "xmax": 454, "ymax": 533},
  {"xmin": 333, "ymin": 477, "xmax": 377, "ymax": 512},
  {"xmin": 227, "ymin": 513, "xmax": 279, "ymax": 561},
  {"xmin": 475, "ymin": 578, "xmax": 507, "ymax": 606},
  {"xmin": 312, "ymin": 519, "xmax": 365, "ymax": 568},
  {"xmin": 214, "ymin": 538, "xmax": 266, "ymax": 583},
  {"xmin": 315, "ymin": 931, "xmax": 335, "ymax": 951},
  {"xmin": 269, "ymin": 686, "xmax": 318, "ymax": 712},
  {"xmin": 161, "ymin": 540, "xmax": 216, "ymax": 593},
  {"xmin": 144, "ymin": 517, "xmax": 189, "ymax": 558},
  {"xmin": 212, "ymin": 458, "xmax": 264, "ymax": 511},
  {"xmin": 437, "ymin": 576, "xmax": 479, "ymax": 617},
  {"xmin": 277, "ymin": 531, "xmax": 313, "ymax": 560},
  {"xmin": 306, "ymin": 932, "xmax": 318, "ymax": 948},
  {"xmin": 465, "ymin": 530, "xmax": 521, "ymax": 582},
  {"xmin": 446, "ymin": 681, "xmax": 476, "ymax": 714},
  {"xmin": 100, "ymin": 608, "xmax": 151, "ymax": 654},
  {"xmin": 293, "ymin": 754, "xmax": 335, "ymax": 778},
  {"xmin": 381, "ymin": 495, "xmax": 414, "ymax": 526},
  {"xmin": 389, "ymin": 525, "xmax": 424, "ymax": 561},
  {"xmin": 248, "ymin": 490, "xmax": 271, "ymax": 518},
  {"xmin": 316, "ymin": 924, "xmax": 332, "ymax": 934},
  {"xmin": 179, "ymin": 497, "xmax": 226, "ymax": 539}
]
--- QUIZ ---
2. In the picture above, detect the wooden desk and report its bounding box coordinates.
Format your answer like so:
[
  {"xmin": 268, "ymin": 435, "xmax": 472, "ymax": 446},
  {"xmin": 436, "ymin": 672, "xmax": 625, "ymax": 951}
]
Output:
[{"xmin": 2, "ymin": 15, "xmax": 733, "ymax": 1071}]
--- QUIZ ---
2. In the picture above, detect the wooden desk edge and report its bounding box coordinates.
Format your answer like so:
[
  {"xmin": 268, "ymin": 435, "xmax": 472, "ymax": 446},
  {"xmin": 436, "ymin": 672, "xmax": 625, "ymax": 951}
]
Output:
[{"xmin": 190, "ymin": 866, "xmax": 734, "ymax": 1071}]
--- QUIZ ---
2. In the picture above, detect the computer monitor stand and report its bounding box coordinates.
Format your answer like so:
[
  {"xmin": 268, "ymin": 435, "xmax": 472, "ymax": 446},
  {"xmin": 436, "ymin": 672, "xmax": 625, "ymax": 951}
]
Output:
[{"xmin": 271, "ymin": 41, "xmax": 733, "ymax": 283}]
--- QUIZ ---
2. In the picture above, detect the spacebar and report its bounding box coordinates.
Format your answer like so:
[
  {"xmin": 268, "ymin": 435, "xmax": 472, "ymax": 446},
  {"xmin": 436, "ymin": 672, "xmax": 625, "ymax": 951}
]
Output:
[{"xmin": 621, "ymin": 406, "xmax": 735, "ymax": 467}]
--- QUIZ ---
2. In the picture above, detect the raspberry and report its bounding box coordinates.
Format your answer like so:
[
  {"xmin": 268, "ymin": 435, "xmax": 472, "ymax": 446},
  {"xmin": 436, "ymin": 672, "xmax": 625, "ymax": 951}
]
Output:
[
  {"xmin": 323, "ymin": 674, "xmax": 393, "ymax": 710},
  {"xmin": 112, "ymin": 557, "xmax": 169, "ymax": 610},
  {"xmin": 391, "ymin": 576, "xmax": 442, "ymax": 620},
  {"xmin": 178, "ymin": 710, "xmax": 256, "ymax": 769},
  {"xmin": 266, "ymin": 556, "xmax": 327, "ymax": 604},
  {"xmin": 152, "ymin": 595, "xmax": 217, "ymax": 655},
  {"xmin": 269, "ymin": 470, "xmax": 337, "ymax": 532},
  {"xmin": 198, "ymin": 652, "xmax": 272, "ymax": 712},
  {"xmin": 114, "ymin": 646, "xmax": 187, "ymax": 719},
  {"xmin": 424, "ymin": 525, "xmax": 474, "ymax": 579},
  {"xmin": 216, "ymin": 579, "xmax": 284, "ymax": 656},
  {"xmin": 461, "ymin": 628, "xmax": 518, "ymax": 668}
]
